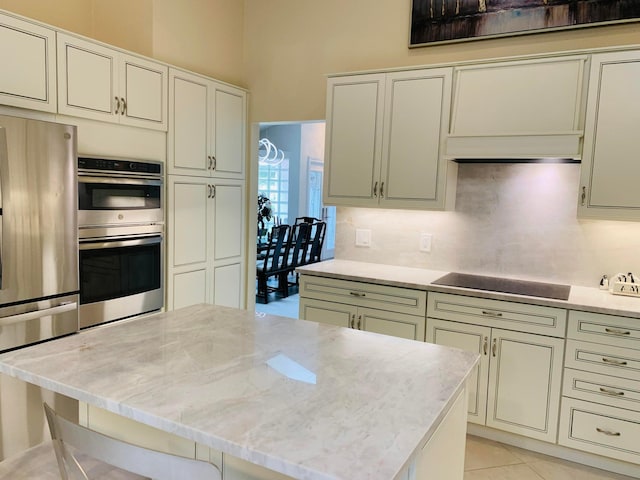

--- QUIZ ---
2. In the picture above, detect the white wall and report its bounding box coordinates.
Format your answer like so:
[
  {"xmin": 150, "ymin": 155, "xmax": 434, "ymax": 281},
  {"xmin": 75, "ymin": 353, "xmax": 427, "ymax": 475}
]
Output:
[{"xmin": 335, "ymin": 163, "xmax": 640, "ymax": 287}]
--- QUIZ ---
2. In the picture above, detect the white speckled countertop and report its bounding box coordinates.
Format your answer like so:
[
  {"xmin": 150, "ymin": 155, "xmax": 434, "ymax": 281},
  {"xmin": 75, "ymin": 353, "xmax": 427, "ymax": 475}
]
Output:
[
  {"xmin": 297, "ymin": 260, "xmax": 640, "ymax": 319},
  {"xmin": 0, "ymin": 304, "xmax": 478, "ymax": 480}
]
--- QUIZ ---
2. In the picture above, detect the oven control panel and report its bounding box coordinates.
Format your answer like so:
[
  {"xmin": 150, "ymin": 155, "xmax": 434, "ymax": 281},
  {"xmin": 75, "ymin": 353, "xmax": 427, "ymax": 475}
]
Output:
[{"xmin": 78, "ymin": 157, "xmax": 162, "ymax": 175}]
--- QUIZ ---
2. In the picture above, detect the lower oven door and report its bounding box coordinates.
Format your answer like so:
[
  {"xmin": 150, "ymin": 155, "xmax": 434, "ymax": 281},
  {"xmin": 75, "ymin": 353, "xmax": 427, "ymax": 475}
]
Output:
[{"xmin": 79, "ymin": 234, "xmax": 163, "ymax": 328}]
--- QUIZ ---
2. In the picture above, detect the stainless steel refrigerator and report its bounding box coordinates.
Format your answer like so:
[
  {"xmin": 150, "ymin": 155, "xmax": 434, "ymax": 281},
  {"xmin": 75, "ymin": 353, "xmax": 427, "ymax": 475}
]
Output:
[{"xmin": 0, "ymin": 114, "xmax": 79, "ymax": 460}]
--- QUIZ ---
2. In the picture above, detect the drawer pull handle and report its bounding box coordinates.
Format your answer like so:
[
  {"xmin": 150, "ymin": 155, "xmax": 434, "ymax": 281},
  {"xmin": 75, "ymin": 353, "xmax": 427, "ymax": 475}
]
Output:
[
  {"xmin": 599, "ymin": 387, "xmax": 625, "ymax": 396},
  {"xmin": 492, "ymin": 338, "xmax": 497, "ymax": 357},
  {"xmin": 596, "ymin": 427, "xmax": 621, "ymax": 437},
  {"xmin": 602, "ymin": 357, "xmax": 628, "ymax": 366},
  {"xmin": 605, "ymin": 328, "xmax": 631, "ymax": 336},
  {"xmin": 483, "ymin": 336, "xmax": 488, "ymax": 355},
  {"xmin": 482, "ymin": 310, "xmax": 503, "ymax": 317},
  {"xmin": 349, "ymin": 292, "xmax": 366, "ymax": 297}
]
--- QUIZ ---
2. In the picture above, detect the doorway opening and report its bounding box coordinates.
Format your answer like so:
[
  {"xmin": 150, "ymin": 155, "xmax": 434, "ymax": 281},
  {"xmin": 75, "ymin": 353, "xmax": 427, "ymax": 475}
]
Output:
[{"xmin": 255, "ymin": 121, "xmax": 335, "ymax": 318}]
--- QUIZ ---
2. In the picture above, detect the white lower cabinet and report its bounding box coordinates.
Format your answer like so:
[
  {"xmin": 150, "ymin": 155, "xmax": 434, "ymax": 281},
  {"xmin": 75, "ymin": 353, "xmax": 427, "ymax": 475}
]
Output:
[
  {"xmin": 298, "ymin": 276, "xmax": 426, "ymax": 341},
  {"xmin": 426, "ymin": 293, "xmax": 565, "ymax": 443},
  {"xmin": 166, "ymin": 175, "xmax": 245, "ymax": 310},
  {"xmin": 559, "ymin": 310, "xmax": 640, "ymax": 465}
]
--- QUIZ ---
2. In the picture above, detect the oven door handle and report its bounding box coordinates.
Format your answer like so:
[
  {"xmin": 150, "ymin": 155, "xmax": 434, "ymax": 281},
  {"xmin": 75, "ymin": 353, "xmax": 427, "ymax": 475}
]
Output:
[
  {"xmin": 0, "ymin": 302, "xmax": 77, "ymax": 327},
  {"xmin": 79, "ymin": 236, "xmax": 162, "ymax": 250},
  {"xmin": 78, "ymin": 175, "xmax": 162, "ymax": 186}
]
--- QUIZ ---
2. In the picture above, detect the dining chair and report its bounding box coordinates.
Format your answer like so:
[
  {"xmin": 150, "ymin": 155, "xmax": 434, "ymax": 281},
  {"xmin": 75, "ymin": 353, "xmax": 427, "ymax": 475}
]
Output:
[
  {"xmin": 43, "ymin": 403, "xmax": 221, "ymax": 480},
  {"xmin": 256, "ymin": 224, "xmax": 290, "ymax": 303}
]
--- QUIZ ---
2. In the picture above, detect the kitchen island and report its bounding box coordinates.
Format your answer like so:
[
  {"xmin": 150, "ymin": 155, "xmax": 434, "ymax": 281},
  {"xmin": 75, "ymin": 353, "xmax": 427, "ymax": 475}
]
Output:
[{"xmin": 0, "ymin": 304, "xmax": 478, "ymax": 480}]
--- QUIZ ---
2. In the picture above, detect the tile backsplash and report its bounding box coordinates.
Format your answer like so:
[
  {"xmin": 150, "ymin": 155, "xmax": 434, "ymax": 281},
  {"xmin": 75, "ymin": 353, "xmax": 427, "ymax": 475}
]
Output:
[{"xmin": 334, "ymin": 163, "xmax": 640, "ymax": 287}]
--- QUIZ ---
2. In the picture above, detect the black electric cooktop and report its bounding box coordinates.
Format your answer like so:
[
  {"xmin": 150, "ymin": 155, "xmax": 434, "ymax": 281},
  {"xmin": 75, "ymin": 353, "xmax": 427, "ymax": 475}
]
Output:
[{"xmin": 432, "ymin": 272, "xmax": 571, "ymax": 301}]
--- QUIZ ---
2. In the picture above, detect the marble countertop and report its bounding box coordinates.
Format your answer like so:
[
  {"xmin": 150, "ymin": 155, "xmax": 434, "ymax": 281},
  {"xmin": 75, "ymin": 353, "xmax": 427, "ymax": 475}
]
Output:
[
  {"xmin": 0, "ymin": 304, "xmax": 478, "ymax": 480},
  {"xmin": 297, "ymin": 260, "xmax": 640, "ymax": 319}
]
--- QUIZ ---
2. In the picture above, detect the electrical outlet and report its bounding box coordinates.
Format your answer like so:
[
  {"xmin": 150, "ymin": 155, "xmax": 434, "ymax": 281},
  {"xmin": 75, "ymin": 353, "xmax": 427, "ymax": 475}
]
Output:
[
  {"xmin": 420, "ymin": 233, "xmax": 432, "ymax": 253},
  {"xmin": 355, "ymin": 229, "xmax": 371, "ymax": 247}
]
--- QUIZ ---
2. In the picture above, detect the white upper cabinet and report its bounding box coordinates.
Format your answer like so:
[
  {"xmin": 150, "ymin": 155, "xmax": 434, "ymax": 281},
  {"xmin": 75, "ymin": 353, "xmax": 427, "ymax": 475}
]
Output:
[
  {"xmin": 0, "ymin": 12, "xmax": 56, "ymax": 112},
  {"xmin": 324, "ymin": 73, "xmax": 385, "ymax": 206},
  {"xmin": 168, "ymin": 68, "xmax": 246, "ymax": 179},
  {"xmin": 324, "ymin": 68, "xmax": 455, "ymax": 210},
  {"xmin": 578, "ymin": 50, "xmax": 640, "ymax": 221},
  {"xmin": 447, "ymin": 56, "xmax": 588, "ymax": 159},
  {"xmin": 57, "ymin": 33, "xmax": 168, "ymax": 131}
]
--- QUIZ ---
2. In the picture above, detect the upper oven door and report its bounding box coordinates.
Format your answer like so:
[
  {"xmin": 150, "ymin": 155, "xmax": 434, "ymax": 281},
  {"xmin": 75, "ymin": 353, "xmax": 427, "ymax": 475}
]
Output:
[{"xmin": 78, "ymin": 174, "xmax": 163, "ymax": 227}]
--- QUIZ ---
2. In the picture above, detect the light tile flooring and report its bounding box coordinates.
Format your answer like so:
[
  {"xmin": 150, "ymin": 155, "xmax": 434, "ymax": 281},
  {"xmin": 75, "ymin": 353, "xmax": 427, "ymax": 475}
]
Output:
[
  {"xmin": 465, "ymin": 435, "xmax": 636, "ymax": 480},
  {"xmin": 256, "ymin": 298, "xmax": 638, "ymax": 480}
]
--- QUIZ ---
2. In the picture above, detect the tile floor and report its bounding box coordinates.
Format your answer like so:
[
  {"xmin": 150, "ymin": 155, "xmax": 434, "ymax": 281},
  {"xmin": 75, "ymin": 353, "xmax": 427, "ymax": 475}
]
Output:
[
  {"xmin": 255, "ymin": 298, "xmax": 638, "ymax": 480},
  {"xmin": 465, "ymin": 435, "xmax": 637, "ymax": 480}
]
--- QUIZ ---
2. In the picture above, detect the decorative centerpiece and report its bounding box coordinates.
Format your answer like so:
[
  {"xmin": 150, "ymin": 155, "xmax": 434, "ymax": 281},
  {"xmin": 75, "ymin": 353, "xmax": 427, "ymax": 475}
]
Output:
[{"xmin": 257, "ymin": 193, "xmax": 273, "ymax": 241}]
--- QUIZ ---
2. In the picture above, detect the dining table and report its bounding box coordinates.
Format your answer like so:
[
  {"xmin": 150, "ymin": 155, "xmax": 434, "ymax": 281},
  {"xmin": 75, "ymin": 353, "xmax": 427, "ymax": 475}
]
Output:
[{"xmin": 0, "ymin": 304, "xmax": 478, "ymax": 480}]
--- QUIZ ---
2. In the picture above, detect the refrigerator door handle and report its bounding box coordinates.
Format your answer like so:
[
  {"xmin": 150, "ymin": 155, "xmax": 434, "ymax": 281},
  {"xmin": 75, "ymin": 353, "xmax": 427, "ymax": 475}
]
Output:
[{"xmin": 0, "ymin": 302, "xmax": 77, "ymax": 327}]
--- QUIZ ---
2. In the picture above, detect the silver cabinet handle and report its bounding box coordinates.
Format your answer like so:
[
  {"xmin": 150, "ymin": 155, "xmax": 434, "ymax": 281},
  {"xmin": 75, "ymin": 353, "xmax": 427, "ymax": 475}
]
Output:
[
  {"xmin": 120, "ymin": 97, "xmax": 127, "ymax": 115},
  {"xmin": 349, "ymin": 292, "xmax": 366, "ymax": 297},
  {"xmin": 596, "ymin": 427, "xmax": 621, "ymax": 437},
  {"xmin": 483, "ymin": 336, "xmax": 488, "ymax": 355},
  {"xmin": 482, "ymin": 310, "xmax": 503, "ymax": 317},
  {"xmin": 581, "ymin": 186, "xmax": 586, "ymax": 206},
  {"xmin": 207, "ymin": 156, "xmax": 212, "ymax": 169},
  {"xmin": 492, "ymin": 338, "xmax": 497, "ymax": 357},
  {"xmin": 211, "ymin": 155, "xmax": 217, "ymax": 170},
  {"xmin": 357, "ymin": 315, "xmax": 362, "ymax": 330},
  {"xmin": 350, "ymin": 314, "xmax": 355, "ymax": 329},
  {"xmin": 599, "ymin": 387, "xmax": 625, "ymax": 396},
  {"xmin": 211, "ymin": 184, "xmax": 216, "ymax": 198},
  {"xmin": 602, "ymin": 357, "xmax": 628, "ymax": 366},
  {"xmin": 605, "ymin": 327, "xmax": 631, "ymax": 336},
  {"xmin": 380, "ymin": 181, "xmax": 384, "ymax": 198},
  {"xmin": 207, "ymin": 185, "xmax": 212, "ymax": 198},
  {"xmin": 373, "ymin": 181, "xmax": 378, "ymax": 198},
  {"xmin": 115, "ymin": 96, "xmax": 120, "ymax": 114}
]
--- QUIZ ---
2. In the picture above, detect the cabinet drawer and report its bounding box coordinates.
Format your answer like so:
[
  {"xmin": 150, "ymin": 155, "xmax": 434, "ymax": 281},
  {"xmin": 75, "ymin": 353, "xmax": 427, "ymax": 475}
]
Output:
[
  {"xmin": 563, "ymin": 368, "xmax": 640, "ymax": 413},
  {"xmin": 427, "ymin": 292, "xmax": 566, "ymax": 337},
  {"xmin": 568, "ymin": 311, "xmax": 640, "ymax": 350},
  {"xmin": 559, "ymin": 397, "xmax": 640, "ymax": 465},
  {"xmin": 299, "ymin": 276, "xmax": 426, "ymax": 316},
  {"xmin": 565, "ymin": 339, "xmax": 640, "ymax": 382}
]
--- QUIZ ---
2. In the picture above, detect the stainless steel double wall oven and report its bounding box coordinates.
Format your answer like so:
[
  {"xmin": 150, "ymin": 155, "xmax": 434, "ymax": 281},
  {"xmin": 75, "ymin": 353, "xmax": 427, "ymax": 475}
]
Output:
[{"xmin": 78, "ymin": 157, "xmax": 164, "ymax": 328}]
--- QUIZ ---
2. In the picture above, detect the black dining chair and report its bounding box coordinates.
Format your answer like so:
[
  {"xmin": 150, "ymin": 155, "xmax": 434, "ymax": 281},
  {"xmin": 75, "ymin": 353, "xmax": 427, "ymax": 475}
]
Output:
[{"xmin": 256, "ymin": 224, "xmax": 290, "ymax": 303}]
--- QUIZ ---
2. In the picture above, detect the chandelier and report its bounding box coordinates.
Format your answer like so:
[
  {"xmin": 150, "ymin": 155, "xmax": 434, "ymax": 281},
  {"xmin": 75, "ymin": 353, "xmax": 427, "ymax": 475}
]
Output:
[{"xmin": 258, "ymin": 138, "xmax": 285, "ymax": 166}]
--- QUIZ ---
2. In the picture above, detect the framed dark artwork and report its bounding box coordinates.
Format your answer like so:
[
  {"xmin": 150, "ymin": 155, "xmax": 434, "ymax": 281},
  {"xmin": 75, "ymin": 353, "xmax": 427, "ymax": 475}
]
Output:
[{"xmin": 410, "ymin": 0, "xmax": 640, "ymax": 47}]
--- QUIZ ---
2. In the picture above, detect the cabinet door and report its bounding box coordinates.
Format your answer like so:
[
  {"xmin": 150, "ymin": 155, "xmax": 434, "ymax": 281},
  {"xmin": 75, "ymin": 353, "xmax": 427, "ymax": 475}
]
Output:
[
  {"xmin": 57, "ymin": 33, "xmax": 117, "ymax": 122},
  {"xmin": 167, "ymin": 176, "xmax": 212, "ymax": 310},
  {"xmin": 486, "ymin": 329, "xmax": 564, "ymax": 442},
  {"xmin": 380, "ymin": 68, "xmax": 453, "ymax": 210},
  {"xmin": 211, "ymin": 180, "xmax": 245, "ymax": 262},
  {"xmin": 359, "ymin": 307, "xmax": 425, "ymax": 341},
  {"xmin": 426, "ymin": 319, "xmax": 490, "ymax": 425},
  {"xmin": 578, "ymin": 51, "xmax": 640, "ymax": 220},
  {"xmin": 0, "ymin": 13, "xmax": 56, "ymax": 112},
  {"xmin": 213, "ymin": 263, "xmax": 243, "ymax": 308},
  {"xmin": 299, "ymin": 298, "xmax": 354, "ymax": 328},
  {"xmin": 324, "ymin": 74, "xmax": 385, "ymax": 207},
  {"xmin": 119, "ymin": 53, "xmax": 167, "ymax": 131},
  {"xmin": 210, "ymin": 84, "xmax": 246, "ymax": 179},
  {"xmin": 168, "ymin": 69, "xmax": 210, "ymax": 176}
]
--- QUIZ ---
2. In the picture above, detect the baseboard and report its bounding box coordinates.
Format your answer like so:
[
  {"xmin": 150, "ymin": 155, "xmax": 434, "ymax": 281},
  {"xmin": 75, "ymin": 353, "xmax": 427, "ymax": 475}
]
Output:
[{"xmin": 467, "ymin": 424, "xmax": 640, "ymax": 479}]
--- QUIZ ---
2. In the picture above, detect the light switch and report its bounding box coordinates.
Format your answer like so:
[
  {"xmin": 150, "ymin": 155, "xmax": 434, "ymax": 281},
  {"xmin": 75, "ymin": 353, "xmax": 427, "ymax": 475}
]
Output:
[
  {"xmin": 420, "ymin": 233, "xmax": 432, "ymax": 253},
  {"xmin": 355, "ymin": 229, "xmax": 371, "ymax": 247}
]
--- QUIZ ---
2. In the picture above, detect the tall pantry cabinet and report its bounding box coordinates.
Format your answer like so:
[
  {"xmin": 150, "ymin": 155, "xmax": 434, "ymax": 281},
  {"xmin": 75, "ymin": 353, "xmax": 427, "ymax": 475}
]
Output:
[{"xmin": 166, "ymin": 68, "xmax": 247, "ymax": 310}]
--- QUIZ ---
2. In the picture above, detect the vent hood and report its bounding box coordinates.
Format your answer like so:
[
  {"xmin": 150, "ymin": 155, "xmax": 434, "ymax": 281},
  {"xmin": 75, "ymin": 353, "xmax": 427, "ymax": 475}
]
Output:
[
  {"xmin": 445, "ymin": 133, "xmax": 583, "ymax": 162},
  {"xmin": 446, "ymin": 56, "xmax": 587, "ymax": 162}
]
